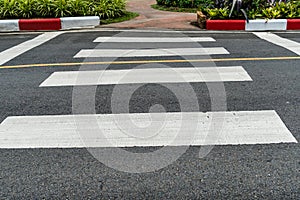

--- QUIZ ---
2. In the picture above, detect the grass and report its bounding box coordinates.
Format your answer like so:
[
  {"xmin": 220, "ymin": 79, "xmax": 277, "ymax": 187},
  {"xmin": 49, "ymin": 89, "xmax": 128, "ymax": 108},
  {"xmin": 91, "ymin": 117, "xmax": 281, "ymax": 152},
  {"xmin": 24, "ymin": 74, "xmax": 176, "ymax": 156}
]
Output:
[
  {"xmin": 101, "ymin": 11, "xmax": 139, "ymax": 25},
  {"xmin": 151, "ymin": 4, "xmax": 197, "ymax": 13}
]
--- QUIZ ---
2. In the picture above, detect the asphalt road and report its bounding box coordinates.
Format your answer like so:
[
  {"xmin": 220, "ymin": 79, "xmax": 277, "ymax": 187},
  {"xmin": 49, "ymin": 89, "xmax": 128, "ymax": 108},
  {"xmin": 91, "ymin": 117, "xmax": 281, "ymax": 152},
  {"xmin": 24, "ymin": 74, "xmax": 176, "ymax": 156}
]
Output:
[{"xmin": 0, "ymin": 30, "xmax": 299, "ymax": 199}]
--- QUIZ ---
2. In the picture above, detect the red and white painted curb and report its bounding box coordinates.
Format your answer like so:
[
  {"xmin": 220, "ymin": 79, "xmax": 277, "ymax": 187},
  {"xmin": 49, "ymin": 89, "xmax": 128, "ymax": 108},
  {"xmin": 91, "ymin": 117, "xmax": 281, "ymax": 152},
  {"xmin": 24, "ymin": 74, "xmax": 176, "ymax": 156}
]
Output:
[
  {"xmin": 206, "ymin": 19, "xmax": 300, "ymax": 31},
  {"xmin": 0, "ymin": 16, "xmax": 100, "ymax": 32}
]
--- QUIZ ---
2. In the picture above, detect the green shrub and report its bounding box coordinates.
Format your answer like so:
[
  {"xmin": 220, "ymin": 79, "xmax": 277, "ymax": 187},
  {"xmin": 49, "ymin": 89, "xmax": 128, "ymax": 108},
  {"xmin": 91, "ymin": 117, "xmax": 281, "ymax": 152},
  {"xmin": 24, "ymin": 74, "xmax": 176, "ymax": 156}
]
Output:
[
  {"xmin": 0, "ymin": 0, "xmax": 126, "ymax": 19},
  {"xmin": 92, "ymin": 0, "xmax": 126, "ymax": 19},
  {"xmin": 35, "ymin": 0, "xmax": 56, "ymax": 17},
  {"xmin": 18, "ymin": 0, "xmax": 36, "ymax": 18},
  {"xmin": 260, "ymin": 1, "xmax": 300, "ymax": 19},
  {"xmin": 205, "ymin": 6, "xmax": 229, "ymax": 19},
  {"xmin": 200, "ymin": 0, "xmax": 300, "ymax": 20},
  {"xmin": 0, "ymin": 0, "xmax": 19, "ymax": 18}
]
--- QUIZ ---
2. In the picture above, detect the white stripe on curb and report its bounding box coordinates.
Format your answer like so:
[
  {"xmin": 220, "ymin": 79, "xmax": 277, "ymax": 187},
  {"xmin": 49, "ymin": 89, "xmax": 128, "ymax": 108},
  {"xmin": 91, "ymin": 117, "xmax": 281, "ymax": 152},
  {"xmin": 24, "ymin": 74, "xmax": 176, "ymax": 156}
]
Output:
[
  {"xmin": 0, "ymin": 16, "xmax": 99, "ymax": 32},
  {"xmin": 0, "ymin": 111, "xmax": 297, "ymax": 148},
  {"xmin": 94, "ymin": 37, "xmax": 216, "ymax": 43},
  {"xmin": 74, "ymin": 47, "xmax": 230, "ymax": 58},
  {"xmin": 39, "ymin": 66, "xmax": 252, "ymax": 87},
  {"xmin": 0, "ymin": 20, "xmax": 19, "ymax": 32},
  {"xmin": 246, "ymin": 19, "xmax": 287, "ymax": 31},
  {"xmin": 61, "ymin": 16, "xmax": 100, "ymax": 30},
  {"xmin": 0, "ymin": 32, "xmax": 62, "ymax": 65},
  {"xmin": 253, "ymin": 32, "xmax": 300, "ymax": 55}
]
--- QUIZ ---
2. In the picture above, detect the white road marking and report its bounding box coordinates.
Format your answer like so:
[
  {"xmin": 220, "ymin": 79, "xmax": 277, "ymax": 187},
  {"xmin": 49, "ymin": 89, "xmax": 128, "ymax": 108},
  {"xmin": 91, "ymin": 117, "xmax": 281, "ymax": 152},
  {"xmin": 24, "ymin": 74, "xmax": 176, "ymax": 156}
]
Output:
[
  {"xmin": 0, "ymin": 32, "xmax": 62, "ymax": 65},
  {"xmin": 74, "ymin": 47, "xmax": 229, "ymax": 58},
  {"xmin": 0, "ymin": 111, "xmax": 297, "ymax": 148},
  {"xmin": 94, "ymin": 37, "xmax": 216, "ymax": 43},
  {"xmin": 39, "ymin": 66, "xmax": 252, "ymax": 87},
  {"xmin": 253, "ymin": 32, "xmax": 300, "ymax": 55}
]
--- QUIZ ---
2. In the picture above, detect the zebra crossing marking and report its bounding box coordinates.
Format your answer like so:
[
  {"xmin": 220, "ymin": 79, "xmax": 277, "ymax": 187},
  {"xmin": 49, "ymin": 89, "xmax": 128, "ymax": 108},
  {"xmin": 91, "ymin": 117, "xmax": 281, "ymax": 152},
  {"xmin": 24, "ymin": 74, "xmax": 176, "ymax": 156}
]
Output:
[
  {"xmin": 39, "ymin": 66, "xmax": 252, "ymax": 87},
  {"xmin": 93, "ymin": 37, "xmax": 216, "ymax": 43},
  {"xmin": 0, "ymin": 111, "xmax": 297, "ymax": 148},
  {"xmin": 74, "ymin": 47, "xmax": 229, "ymax": 58},
  {"xmin": 1, "ymin": 35, "xmax": 294, "ymax": 149}
]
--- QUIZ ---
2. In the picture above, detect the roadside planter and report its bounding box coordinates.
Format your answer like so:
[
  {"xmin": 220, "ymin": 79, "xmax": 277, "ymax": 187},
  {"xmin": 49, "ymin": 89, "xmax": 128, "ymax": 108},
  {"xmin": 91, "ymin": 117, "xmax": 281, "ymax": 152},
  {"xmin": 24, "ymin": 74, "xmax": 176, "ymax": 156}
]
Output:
[
  {"xmin": 197, "ymin": 11, "xmax": 300, "ymax": 31},
  {"xmin": 196, "ymin": 0, "xmax": 300, "ymax": 31},
  {"xmin": 0, "ymin": 16, "xmax": 100, "ymax": 32},
  {"xmin": 205, "ymin": 18, "xmax": 300, "ymax": 31}
]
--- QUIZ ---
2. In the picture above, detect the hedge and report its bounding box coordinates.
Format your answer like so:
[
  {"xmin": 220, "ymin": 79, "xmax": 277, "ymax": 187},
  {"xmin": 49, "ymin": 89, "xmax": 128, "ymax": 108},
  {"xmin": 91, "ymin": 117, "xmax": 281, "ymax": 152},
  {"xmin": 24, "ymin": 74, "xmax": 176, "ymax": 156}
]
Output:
[
  {"xmin": 0, "ymin": 0, "xmax": 126, "ymax": 19},
  {"xmin": 156, "ymin": 0, "xmax": 300, "ymax": 19}
]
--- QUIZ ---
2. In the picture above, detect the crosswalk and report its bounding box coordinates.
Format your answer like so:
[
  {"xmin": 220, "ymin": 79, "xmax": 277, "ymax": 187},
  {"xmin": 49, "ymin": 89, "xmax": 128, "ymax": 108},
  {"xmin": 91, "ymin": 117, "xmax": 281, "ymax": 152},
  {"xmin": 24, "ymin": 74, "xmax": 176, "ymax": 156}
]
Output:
[{"xmin": 0, "ymin": 33, "xmax": 298, "ymax": 149}]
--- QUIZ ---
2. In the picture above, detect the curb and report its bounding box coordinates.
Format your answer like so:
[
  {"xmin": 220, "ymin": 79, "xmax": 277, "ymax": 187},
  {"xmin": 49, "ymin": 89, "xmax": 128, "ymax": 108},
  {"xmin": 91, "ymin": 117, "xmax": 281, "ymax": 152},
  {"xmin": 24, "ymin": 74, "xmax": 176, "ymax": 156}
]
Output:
[
  {"xmin": 0, "ymin": 16, "xmax": 100, "ymax": 32},
  {"xmin": 206, "ymin": 19, "xmax": 300, "ymax": 31}
]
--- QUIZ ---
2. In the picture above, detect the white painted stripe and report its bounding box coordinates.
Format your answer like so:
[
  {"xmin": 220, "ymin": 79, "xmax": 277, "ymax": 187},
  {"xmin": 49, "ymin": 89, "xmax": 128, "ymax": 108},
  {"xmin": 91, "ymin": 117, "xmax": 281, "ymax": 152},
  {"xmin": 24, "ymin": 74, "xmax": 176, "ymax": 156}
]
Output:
[
  {"xmin": 246, "ymin": 19, "xmax": 287, "ymax": 31},
  {"xmin": 73, "ymin": 47, "xmax": 230, "ymax": 58},
  {"xmin": 60, "ymin": 16, "xmax": 100, "ymax": 30},
  {"xmin": 0, "ymin": 111, "xmax": 297, "ymax": 148},
  {"xmin": 0, "ymin": 20, "xmax": 19, "ymax": 32},
  {"xmin": 93, "ymin": 37, "xmax": 216, "ymax": 43},
  {"xmin": 253, "ymin": 32, "xmax": 300, "ymax": 55},
  {"xmin": 39, "ymin": 66, "xmax": 252, "ymax": 87},
  {"xmin": 0, "ymin": 32, "xmax": 62, "ymax": 65},
  {"xmin": 67, "ymin": 28, "xmax": 255, "ymax": 34}
]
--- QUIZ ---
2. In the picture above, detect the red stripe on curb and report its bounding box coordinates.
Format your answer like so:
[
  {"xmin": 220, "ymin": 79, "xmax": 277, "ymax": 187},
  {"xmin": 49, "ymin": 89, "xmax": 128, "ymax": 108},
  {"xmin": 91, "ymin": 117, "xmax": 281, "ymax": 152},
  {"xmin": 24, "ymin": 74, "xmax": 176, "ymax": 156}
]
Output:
[
  {"xmin": 206, "ymin": 20, "xmax": 245, "ymax": 30},
  {"xmin": 19, "ymin": 18, "xmax": 61, "ymax": 31},
  {"xmin": 287, "ymin": 19, "xmax": 300, "ymax": 30}
]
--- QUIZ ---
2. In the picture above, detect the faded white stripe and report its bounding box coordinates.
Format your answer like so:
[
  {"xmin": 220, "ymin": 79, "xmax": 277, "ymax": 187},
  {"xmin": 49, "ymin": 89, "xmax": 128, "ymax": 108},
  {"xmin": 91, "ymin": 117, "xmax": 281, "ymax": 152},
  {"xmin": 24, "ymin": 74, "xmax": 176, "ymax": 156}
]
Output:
[
  {"xmin": 0, "ymin": 32, "xmax": 62, "ymax": 65},
  {"xmin": 74, "ymin": 47, "xmax": 229, "ymax": 58},
  {"xmin": 0, "ymin": 111, "xmax": 297, "ymax": 148},
  {"xmin": 94, "ymin": 37, "xmax": 216, "ymax": 43},
  {"xmin": 39, "ymin": 66, "xmax": 252, "ymax": 87},
  {"xmin": 253, "ymin": 32, "xmax": 300, "ymax": 55}
]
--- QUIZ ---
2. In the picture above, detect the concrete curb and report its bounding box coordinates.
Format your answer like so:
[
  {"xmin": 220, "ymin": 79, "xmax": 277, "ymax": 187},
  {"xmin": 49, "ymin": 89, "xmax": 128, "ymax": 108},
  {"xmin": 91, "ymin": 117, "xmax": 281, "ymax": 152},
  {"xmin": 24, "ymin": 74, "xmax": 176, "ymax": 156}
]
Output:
[
  {"xmin": 0, "ymin": 16, "xmax": 100, "ymax": 32},
  {"xmin": 206, "ymin": 19, "xmax": 300, "ymax": 31}
]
